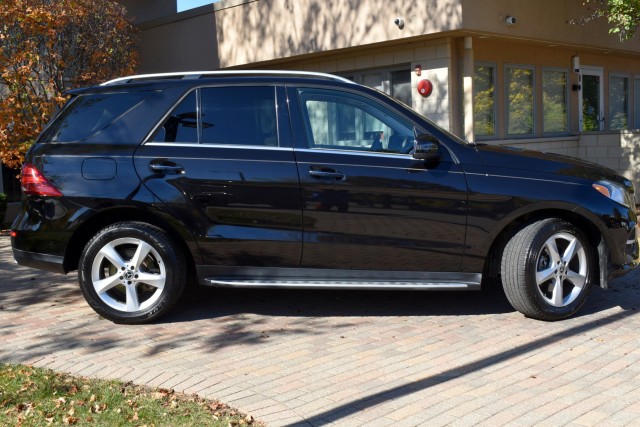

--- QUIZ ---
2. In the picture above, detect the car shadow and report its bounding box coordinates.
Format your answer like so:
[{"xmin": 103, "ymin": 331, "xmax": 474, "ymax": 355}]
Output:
[{"xmin": 159, "ymin": 271, "xmax": 640, "ymax": 323}]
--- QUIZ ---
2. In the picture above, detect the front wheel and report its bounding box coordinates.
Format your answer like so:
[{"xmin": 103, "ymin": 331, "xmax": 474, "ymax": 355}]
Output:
[
  {"xmin": 78, "ymin": 222, "xmax": 187, "ymax": 324},
  {"xmin": 501, "ymin": 219, "xmax": 595, "ymax": 321}
]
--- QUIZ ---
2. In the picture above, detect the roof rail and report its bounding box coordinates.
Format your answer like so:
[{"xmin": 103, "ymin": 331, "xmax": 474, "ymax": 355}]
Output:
[{"xmin": 101, "ymin": 70, "xmax": 355, "ymax": 86}]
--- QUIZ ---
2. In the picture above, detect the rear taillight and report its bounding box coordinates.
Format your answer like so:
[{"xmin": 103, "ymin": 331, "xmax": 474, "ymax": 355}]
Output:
[{"xmin": 21, "ymin": 163, "xmax": 63, "ymax": 197}]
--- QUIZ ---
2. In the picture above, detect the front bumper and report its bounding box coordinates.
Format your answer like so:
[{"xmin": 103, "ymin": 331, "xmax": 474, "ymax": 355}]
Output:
[{"xmin": 609, "ymin": 225, "xmax": 640, "ymax": 278}]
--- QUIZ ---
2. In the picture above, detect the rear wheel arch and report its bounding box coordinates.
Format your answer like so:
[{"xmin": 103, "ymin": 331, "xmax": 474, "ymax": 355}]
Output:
[
  {"xmin": 78, "ymin": 221, "xmax": 187, "ymax": 323},
  {"xmin": 63, "ymin": 207, "xmax": 198, "ymax": 284}
]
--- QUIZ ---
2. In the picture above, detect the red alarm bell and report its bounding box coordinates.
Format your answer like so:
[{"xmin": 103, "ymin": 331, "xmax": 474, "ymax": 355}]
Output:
[{"xmin": 417, "ymin": 79, "xmax": 433, "ymax": 97}]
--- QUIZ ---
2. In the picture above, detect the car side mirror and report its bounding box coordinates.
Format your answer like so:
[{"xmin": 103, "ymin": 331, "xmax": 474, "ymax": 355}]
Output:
[{"xmin": 412, "ymin": 134, "xmax": 441, "ymax": 162}]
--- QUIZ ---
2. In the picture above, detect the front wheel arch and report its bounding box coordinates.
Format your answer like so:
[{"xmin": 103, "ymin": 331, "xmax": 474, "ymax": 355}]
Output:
[
  {"xmin": 500, "ymin": 218, "xmax": 598, "ymax": 320},
  {"xmin": 482, "ymin": 209, "xmax": 603, "ymax": 288}
]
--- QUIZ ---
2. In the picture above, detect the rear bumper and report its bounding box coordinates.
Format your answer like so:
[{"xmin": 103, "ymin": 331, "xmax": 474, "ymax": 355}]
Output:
[{"xmin": 12, "ymin": 247, "xmax": 66, "ymax": 274}]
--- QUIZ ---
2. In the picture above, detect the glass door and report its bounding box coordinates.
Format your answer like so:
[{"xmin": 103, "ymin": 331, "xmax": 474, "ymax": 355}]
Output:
[{"xmin": 579, "ymin": 66, "xmax": 604, "ymax": 131}]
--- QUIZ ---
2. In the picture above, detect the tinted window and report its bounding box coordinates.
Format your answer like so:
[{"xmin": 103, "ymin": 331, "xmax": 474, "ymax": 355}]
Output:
[
  {"xmin": 298, "ymin": 88, "xmax": 414, "ymax": 154},
  {"xmin": 41, "ymin": 91, "xmax": 156, "ymax": 143},
  {"xmin": 201, "ymin": 86, "xmax": 277, "ymax": 146},
  {"xmin": 153, "ymin": 92, "xmax": 198, "ymax": 143}
]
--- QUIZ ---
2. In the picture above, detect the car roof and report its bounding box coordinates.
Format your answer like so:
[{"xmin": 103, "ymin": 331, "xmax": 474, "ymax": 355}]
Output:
[
  {"xmin": 66, "ymin": 70, "xmax": 358, "ymax": 95},
  {"xmin": 101, "ymin": 70, "xmax": 355, "ymax": 86}
]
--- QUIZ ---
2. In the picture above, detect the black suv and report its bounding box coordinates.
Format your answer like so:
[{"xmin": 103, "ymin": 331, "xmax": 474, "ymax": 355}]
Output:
[{"xmin": 11, "ymin": 71, "xmax": 639, "ymax": 323}]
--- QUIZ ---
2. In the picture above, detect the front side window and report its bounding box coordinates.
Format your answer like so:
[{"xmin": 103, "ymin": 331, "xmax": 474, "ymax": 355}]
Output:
[
  {"xmin": 506, "ymin": 65, "xmax": 535, "ymax": 136},
  {"xmin": 542, "ymin": 69, "xmax": 569, "ymax": 134},
  {"xmin": 297, "ymin": 88, "xmax": 415, "ymax": 154},
  {"xmin": 609, "ymin": 75, "xmax": 629, "ymax": 130}
]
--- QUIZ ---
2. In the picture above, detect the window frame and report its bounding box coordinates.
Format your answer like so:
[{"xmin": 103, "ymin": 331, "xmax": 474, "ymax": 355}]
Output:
[{"xmin": 504, "ymin": 63, "xmax": 537, "ymax": 138}]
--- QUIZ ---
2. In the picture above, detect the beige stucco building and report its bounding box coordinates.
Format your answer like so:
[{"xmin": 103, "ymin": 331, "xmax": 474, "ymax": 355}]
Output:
[{"xmin": 118, "ymin": 0, "xmax": 640, "ymax": 190}]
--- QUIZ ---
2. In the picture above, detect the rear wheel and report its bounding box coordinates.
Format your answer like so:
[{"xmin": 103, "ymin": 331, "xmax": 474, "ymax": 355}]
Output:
[
  {"xmin": 501, "ymin": 218, "xmax": 594, "ymax": 320},
  {"xmin": 78, "ymin": 222, "xmax": 186, "ymax": 324}
]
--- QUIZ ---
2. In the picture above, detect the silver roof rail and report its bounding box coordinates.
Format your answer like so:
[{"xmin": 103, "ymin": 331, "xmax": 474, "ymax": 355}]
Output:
[{"xmin": 101, "ymin": 70, "xmax": 355, "ymax": 86}]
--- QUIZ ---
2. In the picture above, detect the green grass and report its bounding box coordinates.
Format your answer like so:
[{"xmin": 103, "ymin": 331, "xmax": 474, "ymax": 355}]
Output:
[{"xmin": 0, "ymin": 364, "xmax": 261, "ymax": 426}]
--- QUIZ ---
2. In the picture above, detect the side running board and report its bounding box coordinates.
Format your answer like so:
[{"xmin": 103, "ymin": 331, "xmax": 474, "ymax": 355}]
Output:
[{"xmin": 203, "ymin": 279, "xmax": 480, "ymax": 291}]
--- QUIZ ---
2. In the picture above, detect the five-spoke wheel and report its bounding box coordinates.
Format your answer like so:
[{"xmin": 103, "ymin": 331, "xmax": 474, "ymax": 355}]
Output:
[
  {"xmin": 501, "ymin": 219, "xmax": 594, "ymax": 320},
  {"xmin": 79, "ymin": 222, "xmax": 186, "ymax": 324}
]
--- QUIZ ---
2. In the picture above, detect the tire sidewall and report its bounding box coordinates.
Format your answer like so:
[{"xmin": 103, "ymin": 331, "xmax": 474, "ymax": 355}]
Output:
[
  {"xmin": 523, "ymin": 220, "xmax": 594, "ymax": 319},
  {"xmin": 78, "ymin": 223, "xmax": 185, "ymax": 324}
]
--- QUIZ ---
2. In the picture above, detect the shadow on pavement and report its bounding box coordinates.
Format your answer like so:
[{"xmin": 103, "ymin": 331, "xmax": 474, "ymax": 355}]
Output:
[
  {"xmin": 285, "ymin": 308, "xmax": 638, "ymax": 427},
  {"xmin": 162, "ymin": 282, "xmax": 515, "ymax": 323}
]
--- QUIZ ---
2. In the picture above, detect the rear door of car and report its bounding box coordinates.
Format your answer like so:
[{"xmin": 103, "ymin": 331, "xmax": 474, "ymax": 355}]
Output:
[
  {"xmin": 287, "ymin": 85, "xmax": 468, "ymax": 273},
  {"xmin": 133, "ymin": 84, "xmax": 302, "ymax": 267}
]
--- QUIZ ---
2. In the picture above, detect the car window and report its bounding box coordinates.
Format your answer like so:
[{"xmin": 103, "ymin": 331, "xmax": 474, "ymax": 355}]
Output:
[
  {"xmin": 152, "ymin": 86, "xmax": 277, "ymax": 146},
  {"xmin": 201, "ymin": 86, "xmax": 277, "ymax": 146},
  {"xmin": 41, "ymin": 91, "xmax": 157, "ymax": 143},
  {"xmin": 152, "ymin": 91, "xmax": 198, "ymax": 143},
  {"xmin": 297, "ymin": 88, "xmax": 415, "ymax": 154}
]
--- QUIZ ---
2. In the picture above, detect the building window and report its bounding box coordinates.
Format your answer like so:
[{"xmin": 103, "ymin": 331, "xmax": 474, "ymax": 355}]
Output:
[
  {"xmin": 635, "ymin": 76, "xmax": 640, "ymax": 129},
  {"xmin": 341, "ymin": 66, "xmax": 411, "ymax": 106},
  {"xmin": 609, "ymin": 75, "xmax": 629, "ymax": 130},
  {"xmin": 473, "ymin": 64, "xmax": 496, "ymax": 137},
  {"xmin": 505, "ymin": 65, "xmax": 535, "ymax": 136},
  {"xmin": 390, "ymin": 69, "xmax": 412, "ymax": 107},
  {"xmin": 542, "ymin": 69, "xmax": 569, "ymax": 134}
]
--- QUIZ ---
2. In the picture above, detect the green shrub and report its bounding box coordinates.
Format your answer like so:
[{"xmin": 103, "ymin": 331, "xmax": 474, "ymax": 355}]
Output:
[{"xmin": 0, "ymin": 193, "xmax": 6, "ymax": 226}]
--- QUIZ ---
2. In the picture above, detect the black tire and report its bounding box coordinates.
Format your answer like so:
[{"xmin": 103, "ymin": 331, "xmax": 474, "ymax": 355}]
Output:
[
  {"xmin": 501, "ymin": 218, "xmax": 595, "ymax": 321},
  {"xmin": 78, "ymin": 221, "xmax": 187, "ymax": 324}
]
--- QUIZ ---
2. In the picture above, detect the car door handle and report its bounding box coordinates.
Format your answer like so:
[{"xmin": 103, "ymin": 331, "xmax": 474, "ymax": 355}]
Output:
[
  {"xmin": 149, "ymin": 162, "xmax": 184, "ymax": 174},
  {"xmin": 309, "ymin": 169, "xmax": 345, "ymax": 180}
]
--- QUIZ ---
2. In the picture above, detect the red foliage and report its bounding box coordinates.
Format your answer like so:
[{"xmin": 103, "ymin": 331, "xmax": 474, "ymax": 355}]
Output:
[{"xmin": 0, "ymin": 0, "xmax": 138, "ymax": 169}]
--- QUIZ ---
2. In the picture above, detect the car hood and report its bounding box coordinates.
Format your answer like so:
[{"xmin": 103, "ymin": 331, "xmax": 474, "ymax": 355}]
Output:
[{"xmin": 473, "ymin": 144, "xmax": 629, "ymax": 186}]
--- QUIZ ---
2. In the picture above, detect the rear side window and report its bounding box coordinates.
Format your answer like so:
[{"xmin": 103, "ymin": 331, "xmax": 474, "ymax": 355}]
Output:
[
  {"xmin": 152, "ymin": 86, "xmax": 278, "ymax": 146},
  {"xmin": 40, "ymin": 91, "xmax": 156, "ymax": 143},
  {"xmin": 152, "ymin": 92, "xmax": 198, "ymax": 143},
  {"xmin": 201, "ymin": 86, "xmax": 277, "ymax": 146}
]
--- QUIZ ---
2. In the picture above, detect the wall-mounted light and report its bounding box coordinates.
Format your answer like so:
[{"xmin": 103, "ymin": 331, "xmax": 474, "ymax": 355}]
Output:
[{"xmin": 415, "ymin": 65, "xmax": 422, "ymax": 76}]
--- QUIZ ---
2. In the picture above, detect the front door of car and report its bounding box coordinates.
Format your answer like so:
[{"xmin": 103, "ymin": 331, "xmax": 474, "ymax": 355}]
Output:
[
  {"xmin": 134, "ymin": 85, "xmax": 302, "ymax": 267},
  {"xmin": 288, "ymin": 86, "xmax": 468, "ymax": 272}
]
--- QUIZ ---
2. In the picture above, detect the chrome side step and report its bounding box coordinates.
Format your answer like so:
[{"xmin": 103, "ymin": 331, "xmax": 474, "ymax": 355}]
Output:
[{"xmin": 203, "ymin": 279, "xmax": 480, "ymax": 291}]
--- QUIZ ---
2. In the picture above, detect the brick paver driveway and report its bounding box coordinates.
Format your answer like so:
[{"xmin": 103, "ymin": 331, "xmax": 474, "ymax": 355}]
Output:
[{"xmin": 2, "ymin": 234, "xmax": 640, "ymax": 426}]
